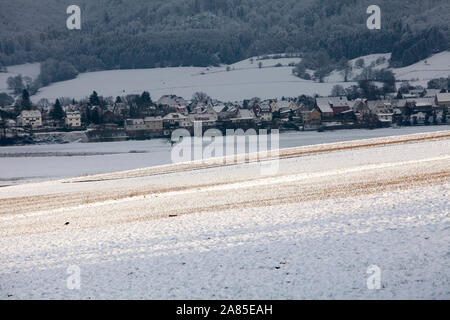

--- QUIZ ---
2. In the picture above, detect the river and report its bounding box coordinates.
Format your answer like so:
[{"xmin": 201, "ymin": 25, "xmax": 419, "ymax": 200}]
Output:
[{"xmin": 0, "ymin": 126, "xmax": 448, "ymax": 187}]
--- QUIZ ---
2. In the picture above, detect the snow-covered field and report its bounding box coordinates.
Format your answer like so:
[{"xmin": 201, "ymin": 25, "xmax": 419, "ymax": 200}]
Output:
[
  {"xmin": 325, "ymin": 51, "xmax": 450, "ymax": 86},
  {"xmin": 31, "ymin": 58, "xmax": 351, "ymax": 102},
  {"xmin": 394, "ymin": 51, "xmax": 450, "ymax": 86},
  {"xmin": 0, "ymin": 130, "xmax": 449, "ymax": 299},
  {"xmin": 1, "ymin": 126, "xmax": 448, "ymax": 186},
  {"xmin": 0, "ymin": 63, "xmax": 40, "ymax": 94},
  {"xmin": 28, "ymin": 55, "xmax": 343, "ymax": 102},
  {"xmin": 2, "ymin": 51, "xmax": 449, "ymax": 103},
  {"xmin": 325, "ymin": 53, "xmax": 391, "ymax": 83}
]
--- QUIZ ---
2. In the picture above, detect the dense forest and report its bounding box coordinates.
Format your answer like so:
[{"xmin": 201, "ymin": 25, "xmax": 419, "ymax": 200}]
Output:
[{"xmin": 0, "ymin": 0, "xmax": 449, "ymax": 87}]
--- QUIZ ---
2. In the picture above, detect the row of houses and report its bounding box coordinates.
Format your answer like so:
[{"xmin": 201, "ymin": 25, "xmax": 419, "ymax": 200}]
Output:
[
  {"xmin": 123, "ymin": 96, "xmax": 309, "ymax": 137},
  {"xmin": 113, "ymin": 92, "xmax": 450, "ymax": 137},
  {"xmin": 310, "ymin": 93, "xmax": 450, "ymax": 127},
  {"xmin": 12, "ymin": 110, "xmax": 82, "ymax": 129},
  {"xmin": 3, "ymin": 93, "xmax": 449, "ymax": 138}
]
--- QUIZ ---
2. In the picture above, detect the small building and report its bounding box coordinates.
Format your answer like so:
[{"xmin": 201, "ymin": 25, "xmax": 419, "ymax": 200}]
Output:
[
  {"xmin": 260, "ymin": 109, "xmax": 273, "ymax": 122},
  {"xmin": 163, "ymin": 113, "xmax": 192, "ymax": 128},
  {"xmin": 350, "ymin": 98, "xmax": 370, "ymax": 123},
  {"xmin": 436, "ymin": 92, "xmax": 450, "ymax": 109},
  {"xmin": 125, "ymin": 118, "xmax": 146, "ymax": 131},
  {"xmin": 229, "ymin": 109, "xmax": 256, "ymax": 126},
  {"xmin": 176, "ymin": 105, "xmax": 188, "ymax": 114},
  {"xmin": 278, "ymin": 100, "xmax": 298, "ymax": 113},
  {"xmin": 328, "ymin": 96, "xmax": 350, "ymax": 114},
  {"xmin": 65, "ymin": 111, "xmax": 82, "ymax": 128},
  {"xmin": 314, "ymin": 98, "xmax": 334, "ymax": 120},
  {"xmin": 376, "ymin": 113, "xmax": 394, "ymax": 126},
  {"xmin": 188, "ymin": 108, "xmax": 218, "ymax": 127},
  {"xmin": 144, "ymin": 116, "xmax": 163, "ymax": 131},
  {"xmin": 315, "ymin": 96, "xmax": 351, "ymax": 119},
  {"xmin": 368, "ymin": 100, "xmax": 394, "ymax": 115},
  {"xmin": 270, "ymin": 101, "xmax": 280, "ymax": 112},
  {"xmin": 314, "ymin": 97, "xmax": 351, "ymax": 118},
  {"xmin": 301, "ymin": 108, "xmax": 322, "ymax": 126},
  {"xmin": 142, "ymin": 116, "xmax": 164, "ymax": 136},
  {"xmin": 16, "ymin": 110, "xmax": 42, "ymax": 128}
]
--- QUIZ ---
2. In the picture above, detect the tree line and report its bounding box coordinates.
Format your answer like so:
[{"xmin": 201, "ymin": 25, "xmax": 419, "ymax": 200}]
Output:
[{"xmin": 0, "ymin": 0, "xmax": 448, "ymax": 89}]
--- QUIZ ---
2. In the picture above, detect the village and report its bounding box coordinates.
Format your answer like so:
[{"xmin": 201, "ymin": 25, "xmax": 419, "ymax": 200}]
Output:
[{"xmin": 1, "ymin": 88, "xmax": 449, "ymax": 145}]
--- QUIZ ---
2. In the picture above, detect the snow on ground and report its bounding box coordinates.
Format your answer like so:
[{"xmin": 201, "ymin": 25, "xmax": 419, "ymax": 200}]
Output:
[
  {"xmin": 350, "ymin": 53, "xmax": 391, "ymax": 70},
  {"xmin": 24, "ymin": 51, "xmax": 450, "ymax": 102},
  {"xmin": 0, "ymin": 183, "xmax": 448, "ymax": 299},
  {"xmin": 0, "ymin": 63, "xmax": 40, "ymax": 93},
  {"xmin": 0, "ymin": 131, "xmax": 449, "ymax": 299},
  {"xmin": 321, "ymin": 51, "xmax": 450, "ymax": 86},
  {"xmin": 394, "ymin": 51, "xmax": 450, "ymax": 86},
  {"xmin": 32, "ymin": 66, "xmax": 349, "ymax": 103},
  {"xmin": 0, "ymin": 126, "xmax": 448, "ymax": 186},
  {"xmin": 325, "ymin": 53, "xmax": 391, "ymax": 83},
  {"xmin": 29, "ymin": 55, "xmax": 346, "ymax": 103},
  {"xmin": 216, "ymin": 55, "xmax": 301, "ymax": 71},
  {"xmin": 28, "ymin": 51, "xmax": 450, "ymax": 103}
]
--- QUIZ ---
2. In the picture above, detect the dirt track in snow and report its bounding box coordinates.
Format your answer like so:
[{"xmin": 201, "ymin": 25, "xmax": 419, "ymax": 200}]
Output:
[{"xmin": 0, "ymin": 130, "xmax": 449, "ymax": 238}]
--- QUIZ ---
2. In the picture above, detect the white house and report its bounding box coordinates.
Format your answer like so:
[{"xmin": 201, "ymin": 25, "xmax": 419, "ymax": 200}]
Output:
[
  {"xmin": 125, "ymin": 118, "xmax": 146, "ymax": 131},
  {"xmin": 436, "ymin": 93, "xmax": 450, "ymax": 109},
  {"xmin": 17, "ymin": 110, "xmax": 42, "ymax": 128},
  {"xmin": 65, "ymin": 111, "xmax": 82, "ymax": 128},
  {"xmin": 163, "ymin": 113, "xmax": 192, "ymax": 128},
  {"xmin": 144, "ymin": 116, "xmax": 163, "ymax": 131},
  {"xmin": 188, "ymin": 107, "xmax": 218, "ymax": 126}
]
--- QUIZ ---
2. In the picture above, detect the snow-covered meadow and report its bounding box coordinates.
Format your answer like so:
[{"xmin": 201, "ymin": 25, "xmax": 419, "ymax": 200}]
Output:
[
  {"xmin": 0, "ymin": 63, "xmax": 41, "ymax": 94},
  {"xmin": 21, "ymin": 51, "xmax": 449, "ymax": 103},
  {"xmin": 1, "ymin": 52, "xmax": 448, "ymax": 103},
  {"xmin": 0, "ymin": 131, "xmax": 449, "ymax": 299},
  {"xmin": 30, "ymin": 56, "xmax": 347, "ymax": 102},
  {"xmin": 394, "ymin": 51, "xmax": 450, "ymax": 86}
]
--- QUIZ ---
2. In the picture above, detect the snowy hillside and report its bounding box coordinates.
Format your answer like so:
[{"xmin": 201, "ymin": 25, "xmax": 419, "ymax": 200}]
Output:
[
  {"xmin": 0, "ymin": 63, "xmax": 40, "ymax": 93},
  {"xmin": 0, "ymin": 131, "xmax": 449, "ymax": 299},
  {"xmin": 393, "ymin": 51, "xmax": 450, "ymax": 86},
  {"xmin": 324, "ymin": 53, "xmax": 392, "ymax": 83},
  {"xmin": 30, "ymin": 55, "xmax": 353, "ymax": 102},
  {"xmin": 3, "ymin": 51, "xmax": 448, "ymax": 103},
  {"xmin": 326, "ymin": 51, "xmax": 450, "ymax": 86}
]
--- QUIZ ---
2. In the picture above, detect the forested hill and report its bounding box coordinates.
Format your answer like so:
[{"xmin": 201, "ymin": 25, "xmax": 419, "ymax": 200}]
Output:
[{"xmin": 1, "ymin": 0, "xmax": 449, "ymax": 78}]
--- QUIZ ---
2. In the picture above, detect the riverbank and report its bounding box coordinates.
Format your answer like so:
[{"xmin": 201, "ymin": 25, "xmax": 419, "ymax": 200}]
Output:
[
  {"xmin": 1, "ymin": 126, "xmax": 449, "ymax": 187},
  {"xmin": 0, "ymin": 130, "xmax": 89, "ymax": 146}
]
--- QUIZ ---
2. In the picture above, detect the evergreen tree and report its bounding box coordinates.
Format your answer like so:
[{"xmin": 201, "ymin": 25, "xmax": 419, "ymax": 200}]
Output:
[
  {"xmin": 89, "ymin": 91, "xmax": 100, "ymax": 106},
  {"xmin": 90, "ymin": 107, "xmax": 101, "ymax": 124},
  {"xmin": 140, "ymin": 91, "xmax": 152, "ymax": 105},
  {"xmin": 50, "ymin": 99, "xmax": 65, "ymax": 120},
  {"xmin": 21, "ymin": 89, "xmax": 32, "ymax": 110}
]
